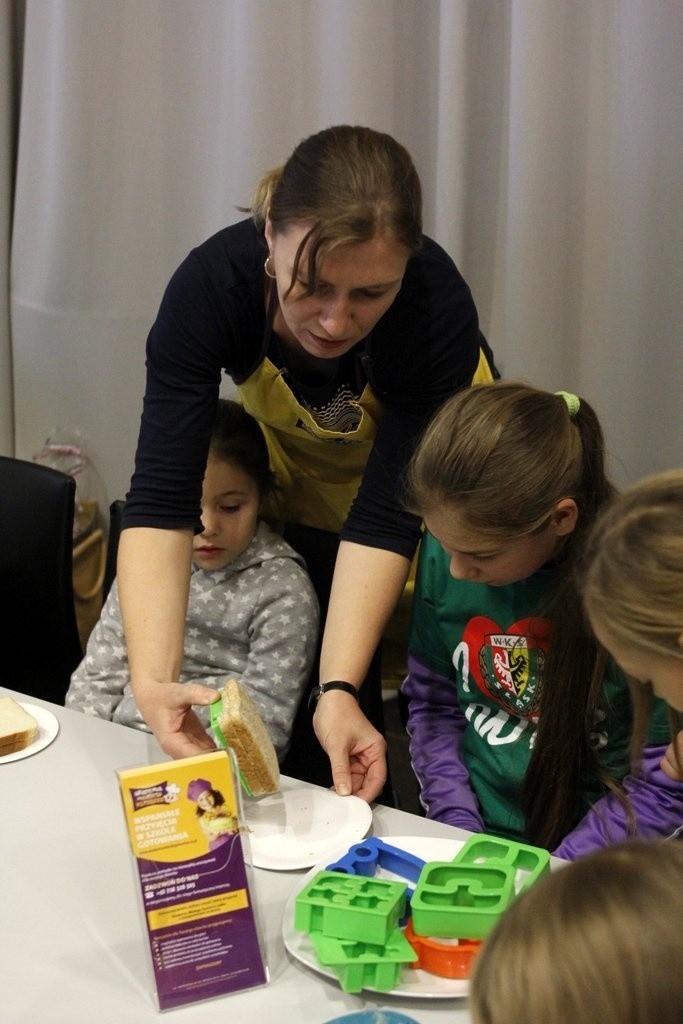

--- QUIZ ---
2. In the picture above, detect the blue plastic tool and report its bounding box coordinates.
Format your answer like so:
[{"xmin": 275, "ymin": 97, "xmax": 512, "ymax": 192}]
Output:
[{"xmin": 326, "ymin": 836, "xmax": 426, "ymax": 883}]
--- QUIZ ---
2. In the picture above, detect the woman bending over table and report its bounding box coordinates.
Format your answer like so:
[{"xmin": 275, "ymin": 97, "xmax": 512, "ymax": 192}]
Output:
[{"xmin": 118, "ymin": 124, "xmax": 496, "ymax": 800}]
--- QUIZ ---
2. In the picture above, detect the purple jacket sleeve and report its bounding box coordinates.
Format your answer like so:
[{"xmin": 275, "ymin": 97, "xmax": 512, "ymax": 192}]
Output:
[
  {"xmin": 554, "ymin": 744, "xmax": 683, "ymax": 860},
  {"xmin": 402, "ymin": 651, "xmax": 485, "ymax": 833}
]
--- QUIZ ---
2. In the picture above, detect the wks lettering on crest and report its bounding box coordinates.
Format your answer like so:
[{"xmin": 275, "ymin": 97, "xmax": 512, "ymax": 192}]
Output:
[{"xmin": 463, "ymin": 615, "xmax": 552, "ymax": 718}]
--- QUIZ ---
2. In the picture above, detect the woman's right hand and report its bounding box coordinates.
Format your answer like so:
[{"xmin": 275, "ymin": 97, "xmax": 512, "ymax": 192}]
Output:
[
  {"xmin": 118, "ymin": 527, "xmax": 212, "ymax": 758},
  {"xmin": 135, "ymin": 680, "xmax": 220, "ymax": 759}
]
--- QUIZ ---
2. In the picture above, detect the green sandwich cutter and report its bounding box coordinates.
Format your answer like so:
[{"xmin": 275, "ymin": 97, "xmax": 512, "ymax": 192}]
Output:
[{"xmin": 209, "ymin": 697, "xmax": 254, "ymax": 797}]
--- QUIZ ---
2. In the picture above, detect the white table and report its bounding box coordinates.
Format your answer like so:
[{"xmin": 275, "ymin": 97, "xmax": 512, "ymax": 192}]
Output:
[{"xmin": 1, "ymin": 687, "xmax": 475, "ymax": 1023}]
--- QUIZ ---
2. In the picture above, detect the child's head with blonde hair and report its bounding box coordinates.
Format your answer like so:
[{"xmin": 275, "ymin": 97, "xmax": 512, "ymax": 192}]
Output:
[
  {"xmin": 583, "ymin": 469, "xmax": 683, "ymax": 712},
  {"xmin": 470, "ymin": 840, "xmax": 683, "ymax": 1024}
]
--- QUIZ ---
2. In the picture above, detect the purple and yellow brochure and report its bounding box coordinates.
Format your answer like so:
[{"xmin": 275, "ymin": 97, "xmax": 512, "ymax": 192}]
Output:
[{"xmin": 117, "ymin": 749, "xmax": 268, "ymax": 1010}]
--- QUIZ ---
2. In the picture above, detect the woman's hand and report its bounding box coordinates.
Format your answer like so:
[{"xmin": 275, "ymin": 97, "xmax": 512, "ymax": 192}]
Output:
[
  {"xmin": 315, "ymin": 542, "xmax": 409, "ymax": 802},
  {"xmin": 118, "ymin": 527, "xmax": 214, "ymax": 758},
  {"xmin": 313, "ymin": 689, "xmax": 387, "ymax": 802},
  {"xmin": 135, "ymin": 680, "xmax": 220, "ymax": 759}
]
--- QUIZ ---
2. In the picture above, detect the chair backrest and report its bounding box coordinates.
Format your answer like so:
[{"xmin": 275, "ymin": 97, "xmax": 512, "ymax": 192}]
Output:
[
  {"xmin": 0, "ymin": 455, "xmax": 83, "ymax": 703},
  {"xmin": 102, "ymin": 498, "xmax": 126, "ymax": 601}
]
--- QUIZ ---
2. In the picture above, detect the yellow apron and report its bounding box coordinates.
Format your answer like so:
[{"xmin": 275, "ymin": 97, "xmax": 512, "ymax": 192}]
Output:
[
  {"xmin": 236, "ymin": 358, "xmax": 383, "ymax": 534},
  {"xmin": 237, "ymin": 346, "xmax": 493, "ymax": 534},
  {"xmin": 238, "ymin": 344, "xmax": 494, "ymax": 686}
]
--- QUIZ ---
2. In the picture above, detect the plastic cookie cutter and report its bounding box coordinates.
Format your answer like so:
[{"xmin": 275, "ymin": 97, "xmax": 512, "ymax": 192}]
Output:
[
  {"xmin": 452, "ymin": 833, "xmax": 550, "ymax": 893},
  {"xmin": 403, "ymin": 917, "xmax": 482, "ymax": 979},
  {"xmin": 209, "ymin": 699, "xmax": 253, "ymax": 796},
  {"xmin": 308, "ymin": 927, "xmax": 418, "ymax": 993},
  {"xmin": 326, "ymin": 836, "xmax": 426, "ymax": 921},
  {"xmin": 294, "ymin": 871, "xmax": 408, "ymax": 946},
  {"xmin": 326, "ymin": 836, "xmax": 427, "ymax": 883},
  {"xmin": 410, "ymin": 860, "xmax": 515, "ymax": 940},
  {"xmin": 409, "ymin": 833, "xmax": 551, "ymax": 941}
]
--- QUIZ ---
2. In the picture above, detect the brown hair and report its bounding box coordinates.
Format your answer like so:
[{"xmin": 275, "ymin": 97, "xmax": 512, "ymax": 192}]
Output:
[
  {"xmin": 209, "ymin": 399, "xmax": 276, "ymax": 504},
  {"xmin": 405, "ymin": 380, "xmax": 625, "ymax": 849},
  {"xmin": 583, "ymin": 469, "xmax": 683, "ymax": 664},
  {"xmin": 248, "ymin": 125, "xmax": 422, "ymax": 296},
  {"xmin": 582, "ymin": 468, "xmax": 683, "ymax": 766},
  {"xmin": 471, "ymin": 840, "xmax": 683, "ymax": 1024}
]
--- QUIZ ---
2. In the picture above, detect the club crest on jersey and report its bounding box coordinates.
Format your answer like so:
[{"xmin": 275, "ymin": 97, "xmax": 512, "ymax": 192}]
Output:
[{"xmin": 463, "ymin": 615, "xmax": 551, "ymax": 717}]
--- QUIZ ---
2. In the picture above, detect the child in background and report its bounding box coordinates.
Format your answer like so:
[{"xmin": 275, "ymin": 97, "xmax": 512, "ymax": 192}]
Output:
[
  {"xmin": 402, "ymin": 381, "xmax": 683, "ymax": 858},
  {"xmin": 66, "ymin": 400, "xmax": 319, "ymax": 761},
  {"xmin": 469, "ymin": 840, "xmax": 683, "ymax": 1024},
  {"xmin": 582, "ymin": 470, "xmax": 683, "ymax": 779}
]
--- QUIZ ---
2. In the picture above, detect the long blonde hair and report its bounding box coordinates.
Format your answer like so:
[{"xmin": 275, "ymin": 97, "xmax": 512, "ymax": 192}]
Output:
[
  {"xmin": 583, "ymin": 469, "xmax": 683, "ymax": 664},
  {"xmin": 405, "ymin": 380, "xmax": 622, "ymax": 849},
  {"xmin": 248, "ymin": 124, "xmax": 422, "ymax": 296},
  {"xmin": 582, "ymin": 468, "xmax": 683, "ymax": 764},
  {"xmin": 470, "ymin": 840, "xmax": 683, "ymax": 1024}
]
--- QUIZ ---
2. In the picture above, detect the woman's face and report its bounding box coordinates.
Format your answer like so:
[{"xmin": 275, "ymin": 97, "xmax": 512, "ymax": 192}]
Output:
[{"xmin": 265, "ymin": 220, "xmax": 409, "ymax": 360}]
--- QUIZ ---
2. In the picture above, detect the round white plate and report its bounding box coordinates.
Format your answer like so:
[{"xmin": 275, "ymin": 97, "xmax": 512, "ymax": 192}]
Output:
[
  {"xmin": 244, "ymin": 787, "xmax": 373, "ymax": 871},
  {"xmin": 0, "ymin": 702, "xmax": 60, "ymax": 764},
  {"xmin": 283, "ymin": 834, "xmax": 470, "ymax": 999}
]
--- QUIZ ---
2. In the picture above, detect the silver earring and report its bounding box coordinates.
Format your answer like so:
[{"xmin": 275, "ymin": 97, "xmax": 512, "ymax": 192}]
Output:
[{"xmin": 264, "ymin": 255, "xmax": 276, "ymax": 279}]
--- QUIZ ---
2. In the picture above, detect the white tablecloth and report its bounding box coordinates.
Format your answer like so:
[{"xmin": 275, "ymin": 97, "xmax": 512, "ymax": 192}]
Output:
[{"xmin": 0, "ymin": 687, "xmax": 475, "ymax": 1023}]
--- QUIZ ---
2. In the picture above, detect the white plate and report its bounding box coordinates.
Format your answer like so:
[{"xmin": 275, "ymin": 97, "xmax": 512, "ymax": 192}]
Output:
[
  {"xmin": 283, "ymin": 834, "xmax": 471, "ymax": 999},
  {"xmin": 244, "ymin": 787, "xmax": 373, "ymax": 871},
  {"xmin": 0, "ymin": 703, "xmax": 60, "ymax": 764}
]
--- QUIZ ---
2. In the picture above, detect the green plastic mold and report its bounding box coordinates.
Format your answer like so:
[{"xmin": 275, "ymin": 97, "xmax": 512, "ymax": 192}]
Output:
[
  {"xmin": 308, "ymin": 927, "xmax": 417, "ymax": 993},
  {"xmin": 410, "ymin": 834, "xmax": 551, "ymax": 940},
  {"xmin": 294, "ymin": 871, "xmax": 408, "ymax": 946},
  {"xmin": 452, "ymin": 833, "xmax": 550, "ymax": 891},
  {"xmin": 410, "ymin": 861, "xmax": 515, "ymax": 939}
]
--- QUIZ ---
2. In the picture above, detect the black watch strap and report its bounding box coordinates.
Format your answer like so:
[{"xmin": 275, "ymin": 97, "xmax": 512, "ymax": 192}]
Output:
[{"xmin": 308, "ymin": 680, "xmax": 359, "ymax": 711}]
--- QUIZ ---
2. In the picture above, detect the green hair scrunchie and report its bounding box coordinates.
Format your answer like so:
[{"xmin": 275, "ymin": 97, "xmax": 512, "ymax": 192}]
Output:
[{"xmin": 555, "ymin": 390, "xmax": 581, "ymax": 418}]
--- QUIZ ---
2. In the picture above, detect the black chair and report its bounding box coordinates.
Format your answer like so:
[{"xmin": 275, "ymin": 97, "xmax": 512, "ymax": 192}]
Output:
[
  {"xmin": 102, "ymin": 498, "xmax": 126, "ymax": 601},
  {"xmin": 0, "ymin": 455, "xmax": 83, "ymax": 703}
]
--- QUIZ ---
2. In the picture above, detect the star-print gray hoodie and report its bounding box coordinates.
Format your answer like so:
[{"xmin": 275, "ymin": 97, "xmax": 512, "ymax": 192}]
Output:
[{"xmin": 66, "ymin": 521, "xmax": 319, "ymax": 759}]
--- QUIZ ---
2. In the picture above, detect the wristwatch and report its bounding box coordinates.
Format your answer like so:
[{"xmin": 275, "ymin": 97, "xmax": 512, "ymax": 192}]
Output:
[{"xmin": 308, "ymin": 680, "xmax": 360, "ymax": 711}]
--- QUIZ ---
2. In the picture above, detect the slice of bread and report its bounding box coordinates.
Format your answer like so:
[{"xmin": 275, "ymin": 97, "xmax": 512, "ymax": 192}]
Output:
[
  {"xmin": 217, "ymin": 679, "xmax": 280, "ymax": 797},
  {"xmin": 0, "ymin": 696, "xmax": 39, "ymax": 755}
]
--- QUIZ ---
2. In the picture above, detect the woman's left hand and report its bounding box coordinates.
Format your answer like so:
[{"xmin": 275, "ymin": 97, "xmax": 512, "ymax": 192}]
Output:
[{"xmin": 313, "ymin": 689, "xmax": 387, "ymax": 802}]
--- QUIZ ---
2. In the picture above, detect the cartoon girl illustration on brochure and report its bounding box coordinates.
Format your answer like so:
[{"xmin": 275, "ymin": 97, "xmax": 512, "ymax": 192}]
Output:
[{"xmin": 187, "ymin": 778, "xmax": 238, "ymax": 851}]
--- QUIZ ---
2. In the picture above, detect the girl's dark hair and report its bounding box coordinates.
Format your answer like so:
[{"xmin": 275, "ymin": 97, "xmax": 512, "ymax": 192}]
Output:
[
  {"xmin": 405, "ymin": 380, "xmax": 628, "ymax": 850},
  {"xmin": 249, "ymin": 124, "xmax": 422, "ymax": 296},
  {"xmin": 210, "ymin": 399, "xmax": 276, "ymax": 503}
]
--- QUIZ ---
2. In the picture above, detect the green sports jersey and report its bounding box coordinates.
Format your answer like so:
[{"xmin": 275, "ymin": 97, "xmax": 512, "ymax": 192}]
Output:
[{"xmin": 408, "ymin": 531, "xmax": 671, "ymax": 841}]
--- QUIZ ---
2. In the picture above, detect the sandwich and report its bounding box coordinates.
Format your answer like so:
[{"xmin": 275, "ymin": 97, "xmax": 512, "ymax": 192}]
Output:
[
  {"xmin": 0, "ymin": 696, "xmax": 39, "ymax": 755},
  {"xmin": 211, "ymin": 679, "xmax": 280, "ymax": 797}
]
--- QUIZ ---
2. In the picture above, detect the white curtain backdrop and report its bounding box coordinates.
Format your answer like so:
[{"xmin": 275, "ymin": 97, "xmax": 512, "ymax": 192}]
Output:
[{"xmin": 3, "ymin": 0, "xmax": 682, "ymax": 503}]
